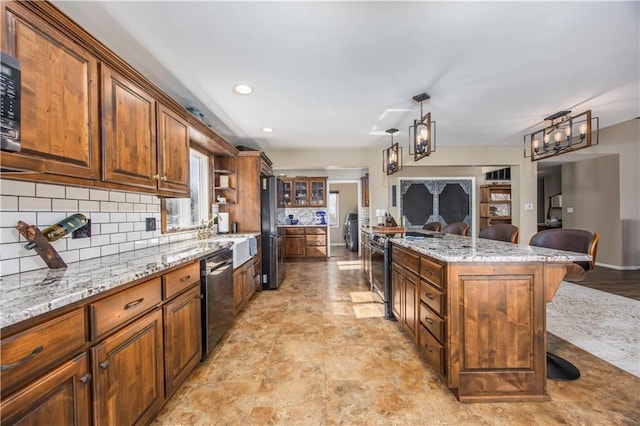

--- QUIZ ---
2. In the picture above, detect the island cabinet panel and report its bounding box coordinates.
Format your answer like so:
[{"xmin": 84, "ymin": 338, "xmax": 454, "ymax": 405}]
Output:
[
  {"xmin": 0, "ymin": 1, "xmax": 100, "ymax": 178},
  {"xmin": 0, "ymin": 353, "xmax": 91, "ymax": 426},
  {"xmin": 91, "ymin": 308, "xmax": 164, "ymax": 426},
  {"xmin": 102, "ymin": 65, "xmax": 158, "ymax": 191}
]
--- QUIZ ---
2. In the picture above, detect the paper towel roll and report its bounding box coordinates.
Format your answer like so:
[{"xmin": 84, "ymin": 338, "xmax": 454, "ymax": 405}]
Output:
[{"xmin": 218, "ymin": 212, "xmax": 230, "ymax": 233}]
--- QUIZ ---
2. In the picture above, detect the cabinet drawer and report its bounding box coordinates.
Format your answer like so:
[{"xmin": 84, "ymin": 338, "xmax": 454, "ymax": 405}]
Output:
[
  {"xmin": 90, "ymin": 278, "xmax": 162, "ymax": 339},
  {"xmin": 285, "ymin": 227, "xmax": 305, "ymax": 235},
  {"xmin": 306, "ymin": 246, "xmax": 327, "ymax": 257},
  {"xmin": 163, "ymin": 262, "xmax": 200, "ymax": 300},
  {"xmin": 420, "ymin": 257, "xmax": 443, "ymax": 289},
  {"xmin": 419, "ymin": 302, "xmax": 445, "ymax": 343},
  {"xmin": 305, "ymin": 227, "xmax": 326, "ymax": 235},
  {"xmin": 392, "ymin": 246, "xmax": 419, "ymax": 275},
  {"xmin": 420, "ymin": 280, "xmax": 444, "ymax": 316},
  {"xmin": 419, "ymin": 324, "xmax": 445, "ymax": 377},
  {"xmin": 0, "ymin": 309, "xmax": 86, "ymax": 395},
  {"xmin": 305, "ymin": 235, "xmax": 326, "ymax": 246}
]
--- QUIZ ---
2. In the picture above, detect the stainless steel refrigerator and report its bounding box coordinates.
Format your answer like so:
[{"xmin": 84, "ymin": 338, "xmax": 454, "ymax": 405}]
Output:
[{"xmin": 261, "ymin": 175, "xmax": 283, "ymax": 289}]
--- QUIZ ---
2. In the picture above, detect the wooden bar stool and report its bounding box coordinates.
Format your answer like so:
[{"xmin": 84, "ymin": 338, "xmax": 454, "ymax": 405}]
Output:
[
  {"xmin": 479, "ymin": 224, "xmax": 519, "ymax": 243},
  {"xmin": 422, "ymin": 222, "xmax": 442, "ymax": 232},
  {"xmin": 442, "ymin": 222, "xmax": 469, "ymax": 236}
]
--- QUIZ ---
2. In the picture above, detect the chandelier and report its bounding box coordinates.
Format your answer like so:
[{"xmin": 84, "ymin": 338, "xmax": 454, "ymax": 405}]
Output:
[
  {"xmin": 408, "ymin": 92, "xmax": 436, "ymax": 161},
  {"xmin": 382, "ymin": 128, "xmax": 402, "ymax": 175}
]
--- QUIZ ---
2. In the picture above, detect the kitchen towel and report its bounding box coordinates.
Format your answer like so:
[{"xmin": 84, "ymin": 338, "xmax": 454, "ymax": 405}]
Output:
[{"xmin": 248, "ymin": 236, "xmax": 258, "ymax": 256}]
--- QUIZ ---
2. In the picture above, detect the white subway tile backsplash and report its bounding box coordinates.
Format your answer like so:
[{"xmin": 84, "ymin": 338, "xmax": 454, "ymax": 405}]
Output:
[
  {"xmin": 127, "ymin": 231, "xmax": 142, "ymax": 242},
  {"xmin": 101, "ymin": 223, "xmax": 119, "ymax": 234},
  {"xmin": 110, "ymin": 213, "xmax": 127, "ymax": 223},
  {"xmin": 146, "ymin": 204, "xmax": 160, "ymax": 213},
  {"xmin": 133, "ymin": 240, "xmax": 148, "ymax": 250},
  {"xmin": 0, "ymin": 228, "xmax": 21, "ymax": 244},
  {"xmin": 134, "ymin": 222, "xmax": 146, "ymax": 232},
  {"xmin": 119, "ymin": 222, "xmax": 134, "ymax": 233},
  {"xmin": 37, "ymin": 212, "xmax": 66, "ymax": 227},
  {"xmin": 1, "ymin": 195, "xmax": 18, "ymax": 211},
  {"xmin": 89, "ymin": 189, "xmax": 109, "ymax": 201},
  {"xmin": 90, "ymin": 235, "xmax": 110, "ymax": 246},
  {"xmin": 101, "ymin": 244, "xmax": 119, "ymax": 256},
  {"xmin": 1, "ymin": 259, "xmax": 20, "ymax": 276},
  {"xmin": 79, "ymin": 200, "xmax": 100, "ymax": 212},
  {"xmin": 139, "ymin": 194, "xmax": 154, "ymax": 204},
  {"xmin": 66, "ymin": 186, "xmax": 89, "ymax": 200},
  {"xmin": 118, "ymin": 202, "xmax": 133, "ymax": 212},
  {"xmin": 100, "ymin": 201, "xmax": 118, "ymax": 212},
  {"xmin": 90, "ymin": 213, "xmax": 111, "ymax": 223},
  {"xmin": 1, "ymin": 212, "xmax": 36, "ymax": 227},
  {"xmin": 67, "ymin": 238, "xmax": 91, "ymax": 250},
  {"xmin": 19, "ymin": 197, "xmax": 52, "ymax": 211},
  {"xmin": 60, "ymin": 250, "xmax": 79, "ymax": 264},
  {"xmin": 0, "ymin": 242, "xmax": 29, "ymax": 260},
  {"xmin": 158, "ymin": 236, "xmax": 170, "ymax": 245},
  {"xmin": 109, "ymin": 191, "xmax": 126, "ymax": 202},
  {"xmin": 126, "ymin": 213, "xmax": 141, "ymax": 222},
  {"xmin": 125, "ymin": 193, "xmax": 140, "ymax": 203},
  {"xmin": 1, "ymin": 179, "xmax": 35, "ymax": 196},
  {"xmin": 91, "ymin": 223, "xmax": 100, "ymax": 235},
  {"xmin": 20, "ymin": 255, "xmax": 47, "ymax": 272},
  {"xmin": 79, "ymin": 247, "xmax": 101, "ymax": 261},
  {"xmin": 110, "ymin": 233, "xmax": 127, "ymax": 244},
  {"xmin": 52, "ymin": 198, "xmax": 79, "ymax": 212},
  {"xmin": 36, "ymin": 183, "xmax": 66, "ymax": 199},
  {"xmin": 119, "ymin": 241, "xmax": 134, "ymax": 252},
  {"xmin": 134, "ymin": 203, "xmax": 147, "ymax": 213}
]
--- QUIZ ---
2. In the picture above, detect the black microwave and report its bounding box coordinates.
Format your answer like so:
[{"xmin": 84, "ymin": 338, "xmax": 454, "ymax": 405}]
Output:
[{"xmin": 1, "ymin": 52, "xmax": 21, "ymax": 152}]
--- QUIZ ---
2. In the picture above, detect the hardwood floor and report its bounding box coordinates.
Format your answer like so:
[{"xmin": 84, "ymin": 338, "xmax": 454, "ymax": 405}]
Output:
[{"xmin": 566, "ymin": 266, "xmax": 640, "ymax": 301}]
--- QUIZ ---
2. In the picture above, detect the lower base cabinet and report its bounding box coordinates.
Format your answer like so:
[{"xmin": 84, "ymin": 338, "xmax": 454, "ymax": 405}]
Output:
[
  {"xmin": 233, "ymin": 258, "xmax": 256, "ymax": 315},
  {"xmin": 0, "ymin": 353, "xmax": 91, "ymax": 425},
  {"xmin": 91, "ymin": 309, "xmax": 164, "ymax": 426},
  {"xmin": 163, "ymin": 285, "xmax": 201, "ymax": 397}
]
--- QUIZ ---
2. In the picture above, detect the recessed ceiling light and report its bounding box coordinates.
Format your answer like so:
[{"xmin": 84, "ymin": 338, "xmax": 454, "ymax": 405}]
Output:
[
  {"xmin": 233, "ymin": 83, "xmax": 253, "ymax": 95},
  {"xmin": 261, "ymin": 127, "xmax": 275, "ymax": 133}
]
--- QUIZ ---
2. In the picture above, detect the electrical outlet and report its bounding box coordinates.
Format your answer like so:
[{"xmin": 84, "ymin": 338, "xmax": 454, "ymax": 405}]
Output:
[
  {"xmin": 524, "ymin": 203, "xmax": 534, "ymax": 211},
  {"xmin": 567, "ymin": 207, "xmax": 574, "ymax": 214},
  {"xmin": 145, "ymin": 217, "xmax": 156, "ymax": 231},
  {"xmin": 72, "ymin": 219, "xmax": 91, "ymax": 239}
]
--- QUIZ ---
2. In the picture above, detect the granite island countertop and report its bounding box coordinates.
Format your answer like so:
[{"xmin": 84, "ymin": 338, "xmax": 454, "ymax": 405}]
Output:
[
  {"xmin": 0, "ymin": 234, "xmax": 258, "ymax": 329},
  {"xmin": 390, "ymin": 233, "xmax": 591, "ymax": 264}
]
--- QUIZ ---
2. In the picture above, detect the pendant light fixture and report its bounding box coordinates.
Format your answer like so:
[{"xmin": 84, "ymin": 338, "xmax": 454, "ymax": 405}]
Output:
[
  {"xmin": 408, "ymin": 92, "xmax": 436, "ymax": 161},
  {"xmin": 382, "ymin": 128, "xmax": 402, "ymax": 175}
]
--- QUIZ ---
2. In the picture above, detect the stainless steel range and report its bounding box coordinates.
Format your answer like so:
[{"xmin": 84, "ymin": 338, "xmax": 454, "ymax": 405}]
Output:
[{"xmin": 369, "ymin": 233, "xmax": 392, "ymax": 319}]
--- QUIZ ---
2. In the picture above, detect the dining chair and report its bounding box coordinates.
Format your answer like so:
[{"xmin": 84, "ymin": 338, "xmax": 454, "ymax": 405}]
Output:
[
  {"xmin": 478, "ymin": 224, "xmax": 519, "ymax": 243},
  {"xmin": 422, "ymin": 222, "xmax": 442, "ymax": 232},
  {"xmin": 529, "ymin": 228, "xmax": 600, "ymax": 381},
  {"xmin": 442, "ymin": 222, "xmax": 469, "ymax": 236}
]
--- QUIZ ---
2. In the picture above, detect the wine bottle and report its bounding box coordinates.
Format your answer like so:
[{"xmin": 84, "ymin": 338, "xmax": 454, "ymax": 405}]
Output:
[{"xmin": 24, "ymin": 213, "xmax": 88, "ymax": 250}]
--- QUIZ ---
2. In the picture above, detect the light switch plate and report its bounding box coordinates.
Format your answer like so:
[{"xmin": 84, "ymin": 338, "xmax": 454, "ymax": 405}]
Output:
[
  {"xmin": 567, "ymin": 207, "xmax": 574, "ymax": 213},
  {"xmin": 524, "ymin": 203, "xmax": 534, "ymax": 211}
]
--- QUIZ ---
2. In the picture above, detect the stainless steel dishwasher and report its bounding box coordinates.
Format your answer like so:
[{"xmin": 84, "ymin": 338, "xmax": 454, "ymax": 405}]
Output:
[{"xmin": 200, "ymin": 248, "xmax": 233, "ymax": 360}]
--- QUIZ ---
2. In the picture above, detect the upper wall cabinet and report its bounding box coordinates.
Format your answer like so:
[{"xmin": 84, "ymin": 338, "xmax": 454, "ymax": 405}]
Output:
[
  {"xmin": 0, "ymin": 1, "xmax": 100, "ymax": 178},
  {"xmin": 102, "ymin": 66, "xmax": 189, "ymax": 197}
]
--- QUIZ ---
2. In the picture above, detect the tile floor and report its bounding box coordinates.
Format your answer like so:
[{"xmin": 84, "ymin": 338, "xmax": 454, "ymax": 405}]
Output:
[{"xmin": 153, "ymin": 255, "xmax": 640, "ymax": 425}]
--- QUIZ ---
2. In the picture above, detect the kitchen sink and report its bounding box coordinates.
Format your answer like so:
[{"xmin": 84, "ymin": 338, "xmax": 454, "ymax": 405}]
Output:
[{"xmin": 214, "ymin": 237, "xmax": 252, "ymax": 268}]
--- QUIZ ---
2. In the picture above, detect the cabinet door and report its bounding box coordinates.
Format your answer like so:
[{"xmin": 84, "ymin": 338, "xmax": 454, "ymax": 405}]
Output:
[
  {"xmin": 280, "ymin": 179, "xmax": 293, "ymax": 207},
  {"xmin": 0, "ymin": 353, "xmax": 91, "ymax": 425},
  {"xmin": 285, "ymin": 236, "xmax": 304, "ymax": 257},
  {"xmin": 1, "ymin": 2, "xmax": 100, "ymax": 178},
  {"xmin": 102, "ymin": 65, "xmax": 158, "ymax": 191},
  {"xmin": 163, "ymin": 285, "xmax": 201, "ymax": 397},
  {"xmin": 157, "ymin": 103, "xmax": 190, "ymax": 196},
  {"xmin": 309, "ymin": 178, "xmax": 326, "ymax": 207},
  {"xmin": 92, "ymin": 309, "xmax": 164, "ymax": 426},
  {"xmin": 404, "ymin": 272, "xmax": 418, "ymax": 341},
  {"xmin": 391, "ymin": 265, "xmax": 403, "ymax": 320},
  {"xmin": 233, "ymin": 267, "xmax": 244, "ymax": 313},
  {"xmin": 243, "ymin": 262, "xmax": 255, "ymax": 301},
  {"xmin": 293, "ymin": 180, "xmax": 309, "ymax": 206}
]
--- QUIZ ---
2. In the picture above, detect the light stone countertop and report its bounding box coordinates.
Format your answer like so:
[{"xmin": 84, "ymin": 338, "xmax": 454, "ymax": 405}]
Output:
[
  {"xmin": 0, "ymin": 234, "xmax": 258, "ymax": 329},
  {"xmin": 390, "ymin": 233, "xmax": 592, "ymax": 264}
]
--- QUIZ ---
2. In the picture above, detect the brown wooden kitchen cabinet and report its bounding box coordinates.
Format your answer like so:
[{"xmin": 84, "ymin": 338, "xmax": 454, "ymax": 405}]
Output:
[
  {"xmin": 102, "ymin": 66, "xmax": 190, "ymax": 197},
  {"xmin": 279, "ymin": 179, "xmax": 293, "ymax": 207},
  {"xmin": 479, "ymin": 184, "xmax": 512, "ymax": 230},
  {"xmin": 0, "ymin": 353, "xmax": 92, "ymax": 425},
  {"xmin": 0, "ymin": 1, "xmax": 100, "ymax": 178},
  {"xmin": 391, "ymin": 245, "xmax": 419, "ymax": 341},
  {"xmin": 233, "ymin": 259, "xmax": 256, "ymax": 315},
  {"xmin": 235, "ymin": 151, "xmax": 273, "ymax": 232},
  {"xmin": 284, "ymin": 227, "xmax": 328, "ymax": 260},
  {"xmin": 309, "ymin": 178, "xmax": 327, "ymax": 207}
]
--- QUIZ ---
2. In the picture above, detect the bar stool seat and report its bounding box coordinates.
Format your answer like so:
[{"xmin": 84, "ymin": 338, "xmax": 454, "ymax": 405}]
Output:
[{"xmin": 442, "ymin": 222, "xmax": 469, "ymax": 236}]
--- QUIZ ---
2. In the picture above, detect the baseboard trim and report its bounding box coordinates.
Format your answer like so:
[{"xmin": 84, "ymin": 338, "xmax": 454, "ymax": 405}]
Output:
[{"xmin": 595, "ymin": 261, "xmax": 640, "ymax": 271}]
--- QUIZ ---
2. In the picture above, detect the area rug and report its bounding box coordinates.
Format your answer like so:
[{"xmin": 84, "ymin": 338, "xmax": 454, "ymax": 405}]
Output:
[{"xmin": 547, "ymin": 281, "xmax": 640, "ymax": 377}]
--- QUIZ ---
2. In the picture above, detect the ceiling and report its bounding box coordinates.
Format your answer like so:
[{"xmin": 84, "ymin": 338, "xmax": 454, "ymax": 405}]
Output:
[{"xmin": 52, "ymin": 1, "xmax": 639, "ymax": 152}]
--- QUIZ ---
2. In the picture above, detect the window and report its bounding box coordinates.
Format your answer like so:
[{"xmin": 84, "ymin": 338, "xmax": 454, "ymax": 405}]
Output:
[
  {"xmin": 163, "ymin": 148, "xmax": 209, "ymax": 232},
  {"xmin": 328, "ymin": 191, "xmax": 339, "ymax": 227}
]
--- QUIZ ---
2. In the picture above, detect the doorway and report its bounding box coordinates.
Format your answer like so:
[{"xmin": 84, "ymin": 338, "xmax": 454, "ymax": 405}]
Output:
[{"xmin": 327, "ymin": 180, "xmax": 359, "ymax": 257}]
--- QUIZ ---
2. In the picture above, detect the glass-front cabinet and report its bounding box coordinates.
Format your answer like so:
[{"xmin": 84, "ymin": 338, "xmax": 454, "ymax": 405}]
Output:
[
  {"xmin": 309, "ymin": 179, "xmax": 326, "ymax": 207},
  {"xmin": 294, "ymin": 179, "xmax": 309, "ymax": 206},
  {"xmin": 279, "ymin": 179, "xmax": 293, "ymax": 207}
]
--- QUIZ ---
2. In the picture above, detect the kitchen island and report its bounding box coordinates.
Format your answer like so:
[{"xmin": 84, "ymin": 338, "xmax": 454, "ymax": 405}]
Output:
[{"xmin": 389, "ymin": 233, "xmax": 590, "ymax": 403}]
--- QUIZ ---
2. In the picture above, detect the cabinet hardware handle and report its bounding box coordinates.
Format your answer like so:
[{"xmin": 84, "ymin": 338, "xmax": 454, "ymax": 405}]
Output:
[
  {"xmin": 424, "ymin": 345, "xmax": 434, "ymax": 353},
  {"xmin": 153, "ymin": 174, "xmax": 160, "ymax": 180},
  {"xmin": 179, "ymin": 275, "xmax": 191, "ymax": 283},
  {"xmin": 0, "ymin": 345, "xmax": 43, "ymax": 371},
  {"xmin": 426, "ymin": 294, "xmax": 436, "ymax": 300},
  {"xmin": 161, "ymin": 176, "xmax": 168, "ymax": 181},
  {"xmin": 425, "ymin": 318, "xmax": 434, "ymax": 325},
  {"xmin": 80, "ymin": 373, "xmax": 92, "ymax": 384},
  {"xmin": 123, "ymin": 297, "xmax": 144, "ymax": 310},
  {"xmin": 99, "ymin": 360, "xmax": 110, "ymax": 369}
]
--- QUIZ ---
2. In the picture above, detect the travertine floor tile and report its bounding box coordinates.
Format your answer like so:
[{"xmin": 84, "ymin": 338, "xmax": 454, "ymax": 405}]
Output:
[{"xmin": 153, "ymin": 255, "xmax": 640, "ymax": 425}]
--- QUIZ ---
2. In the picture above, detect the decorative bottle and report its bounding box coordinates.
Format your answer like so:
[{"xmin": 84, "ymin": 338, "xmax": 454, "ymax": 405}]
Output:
[{"xmin": 24, "ymin": 213, "xmax": 88, "ymax": 249}]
